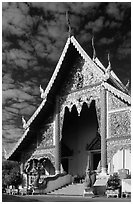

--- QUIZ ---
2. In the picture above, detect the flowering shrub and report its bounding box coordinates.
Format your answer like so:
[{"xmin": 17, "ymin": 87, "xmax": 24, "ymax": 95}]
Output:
[{"xmin": 107, "ymin": 173, "xmax": 121, "ymax": 190}]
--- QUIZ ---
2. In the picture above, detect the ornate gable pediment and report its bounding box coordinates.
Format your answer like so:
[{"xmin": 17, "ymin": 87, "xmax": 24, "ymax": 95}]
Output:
[{"xmin": 60, "ymin": 54, "xmax": 104, "ymax": 96}]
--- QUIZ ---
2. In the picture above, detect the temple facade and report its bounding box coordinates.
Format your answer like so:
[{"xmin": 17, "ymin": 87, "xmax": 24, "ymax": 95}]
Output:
[{"xmin": 6, "ymin": 35, "xmax": 131, "ymax": 191}]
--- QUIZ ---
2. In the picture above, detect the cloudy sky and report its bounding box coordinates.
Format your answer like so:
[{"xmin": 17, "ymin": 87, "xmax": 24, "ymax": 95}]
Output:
[{"xmin": 2, "ymin": 2, "xmax": 131, "ymax": 155}]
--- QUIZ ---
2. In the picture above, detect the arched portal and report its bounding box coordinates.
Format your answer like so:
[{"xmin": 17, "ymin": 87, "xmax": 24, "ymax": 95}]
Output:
[{"xmin": 61, "ymin": 101, "xmax": 100, "ymax": 177}]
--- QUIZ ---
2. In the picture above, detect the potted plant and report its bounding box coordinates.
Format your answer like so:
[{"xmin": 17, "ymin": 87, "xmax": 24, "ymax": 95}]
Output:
[{"xmin": 106, "ymin": 173, "xmax": 121, "ymax": 198}]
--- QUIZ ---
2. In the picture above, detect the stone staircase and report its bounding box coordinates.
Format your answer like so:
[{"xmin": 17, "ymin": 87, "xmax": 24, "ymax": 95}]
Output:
[{"xmin": 47, "ymin": 183, "xmax": 84, "ymax": 196}]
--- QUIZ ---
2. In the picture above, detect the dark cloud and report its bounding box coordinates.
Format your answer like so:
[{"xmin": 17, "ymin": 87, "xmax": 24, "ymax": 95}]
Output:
[{"xmin": 2, "ymin": 2, "xmax": 130, "ymax": 153}]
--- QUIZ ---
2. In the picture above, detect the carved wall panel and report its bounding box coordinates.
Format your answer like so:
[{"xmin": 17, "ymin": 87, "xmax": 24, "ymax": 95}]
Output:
[
  {"xmin": 108, "ymin": 110, "xmax": 131, "ymax": 138},
  {"xmin": 108, "ymin": 92, "xmax": 128, "ymax": 111},
  {"xmin": 37, "ymin": 123, "xmax": 54, "ymax": 149},
  {"xmin": 107, "ymin": 137, "xmax": 131, "ymax": 163}
]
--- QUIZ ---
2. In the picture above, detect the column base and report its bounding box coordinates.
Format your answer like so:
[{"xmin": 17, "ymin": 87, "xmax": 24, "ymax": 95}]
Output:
[
  {"xmin": 93, "ymin": 170, "xmax": 109, "ymax": 196},
  {"xmin": 98, "ymin": 167, "xmax": 108, "ymax": 177}
]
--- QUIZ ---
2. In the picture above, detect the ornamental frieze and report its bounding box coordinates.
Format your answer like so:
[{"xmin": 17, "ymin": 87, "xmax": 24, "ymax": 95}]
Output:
[
  {"xmin": 108, "ymin": 110, "xmax": 131, "ymax": 138},
  {"xmin": 107, "ymin": 137, "xmax": 131, "ymax": 163},
  {"xmin": 60, "ymin": 85, "xmax": 101, "ymax": 115},
  {"xmin": 108, "ymin": 91, "xmax": 128, "ymax": 111},
  {"xmin": 59, "ymin": 85, "xmax": 101, "ymax": 138},
  {"xmin": 60, "ymin": 56, "xmax": 103, "ymax": 95}
]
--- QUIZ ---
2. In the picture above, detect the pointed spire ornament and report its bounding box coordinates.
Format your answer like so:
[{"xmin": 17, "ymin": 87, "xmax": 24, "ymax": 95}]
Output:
[
  {"xmin": 22, "ymin": 116, "xmax": 26, "ymax": 128},
  {"xmin": 125, "ymin": 79, "xmax": 130, "ymax": 89},
  {"xmin": 66, "ymin": 11, "xmax": 72, "ymax": 37},
  {"xmin": 92, "ymin": 36, "xmax": 96, "ymax": 61},
  {"xmin": 106, "ymin": 53, "xmax": 111, "ymax": 74},
  {"xmin": 40, "ymin": 85, "xmax": 44, "ymax": 99}
]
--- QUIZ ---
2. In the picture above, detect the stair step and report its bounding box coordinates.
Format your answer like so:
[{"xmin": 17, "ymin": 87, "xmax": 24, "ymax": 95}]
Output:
[{"xmin": 48, "ymin": 183, "xmax": 84, "ymax": 196}]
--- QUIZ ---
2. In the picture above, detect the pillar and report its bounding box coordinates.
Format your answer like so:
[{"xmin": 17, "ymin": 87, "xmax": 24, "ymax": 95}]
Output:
[
  {"xmin": 20, "ymin": 162, "xmax": 24, "ymax": 174},
  {"xmin": 100, "ymin": 86, "xmax": 107, "ymax": 174},
  {"xmin": 54, "ymin": 96, "xmax": 61, "ymax": 174}
]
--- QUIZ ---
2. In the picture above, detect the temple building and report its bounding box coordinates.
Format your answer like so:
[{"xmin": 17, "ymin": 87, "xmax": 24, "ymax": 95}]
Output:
[{"xmin": 6, "ymin": 34, "xmax": 131, "ymax": 193}]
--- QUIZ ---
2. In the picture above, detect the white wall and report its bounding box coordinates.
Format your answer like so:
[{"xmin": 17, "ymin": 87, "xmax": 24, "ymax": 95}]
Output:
[
  {"xmin": 108, "ymin": 148, "xmax": 131, "ymax": 174},
  {"xmin": 125, "ymin": 149, "xmax": 131, "ymax": 173},
  {"xmin": 113, "ymin": 149, "xmax": 123, "ymax": 172}
]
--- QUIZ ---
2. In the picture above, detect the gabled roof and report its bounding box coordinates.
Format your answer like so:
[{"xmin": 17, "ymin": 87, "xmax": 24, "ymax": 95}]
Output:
[
  {"xmin": 24, "ymin": 35, "xmax": 130, "ymax": 129},
  {"xmin": 6, "ymin": 35, "xmax": 131, "ymax": 160}
]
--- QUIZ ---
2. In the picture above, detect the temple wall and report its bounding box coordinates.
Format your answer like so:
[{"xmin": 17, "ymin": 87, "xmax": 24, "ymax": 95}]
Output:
[
  {"xmin": 107, "ymin": 90, "xmax": 131, "ymax": 174},
  {"xmin": 108, "ymin": 110, "xmax": 130, "ymax": 138}
]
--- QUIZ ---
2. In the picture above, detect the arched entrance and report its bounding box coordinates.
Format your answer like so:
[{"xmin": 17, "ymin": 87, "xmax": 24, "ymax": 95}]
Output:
[{"xmin": 61, "ymin": 101, "xmax": 100, "ymax": 177}]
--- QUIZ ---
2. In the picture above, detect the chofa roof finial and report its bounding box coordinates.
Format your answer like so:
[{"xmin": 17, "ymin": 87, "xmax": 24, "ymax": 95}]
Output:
[
  {"xmin": 22, "ymin": 116, "xmax": 26, "ymax": 129},
  {"xmin": 92, "ymin": 36, "xmax": 96, "ymax": 61},
  {"xmin": 125, "ymin": 79, "xmax": 130, "ymax": 89},
  {"xmin": 66, "ymin": 11, "xmax": 72, "ymax": 37},
  {"xmin": 40, "ymin": 85, "xmax": 45, "ymax": 99},
  {"xmin": 106, "ymin": 52, "xmax": 111, "ymax": 74}
]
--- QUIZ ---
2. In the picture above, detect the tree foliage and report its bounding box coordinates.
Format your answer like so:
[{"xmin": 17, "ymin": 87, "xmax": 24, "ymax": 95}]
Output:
[{"xmin": 2, "ymin": 160, "xmax": 22, "ymax": 188}]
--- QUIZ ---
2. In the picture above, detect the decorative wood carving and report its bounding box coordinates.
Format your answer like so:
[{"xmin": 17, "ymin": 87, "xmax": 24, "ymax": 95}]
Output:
[
  {"xmin": 38, "ymin": 123, "xmax": 54, "ymax": 149},
  {"xmin": 108, "ymin": 110, "xmax": 131, "ymax": 138}
]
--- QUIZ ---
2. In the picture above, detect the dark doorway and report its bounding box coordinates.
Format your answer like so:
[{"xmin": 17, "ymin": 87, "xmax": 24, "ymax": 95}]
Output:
[
  {"xmin": 93, "ymin": 152, "xmax": 101, "ymax": 170},
  {"xmin": 61, "ymin": 101, "xmax": 99, "ymax": 176}
]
